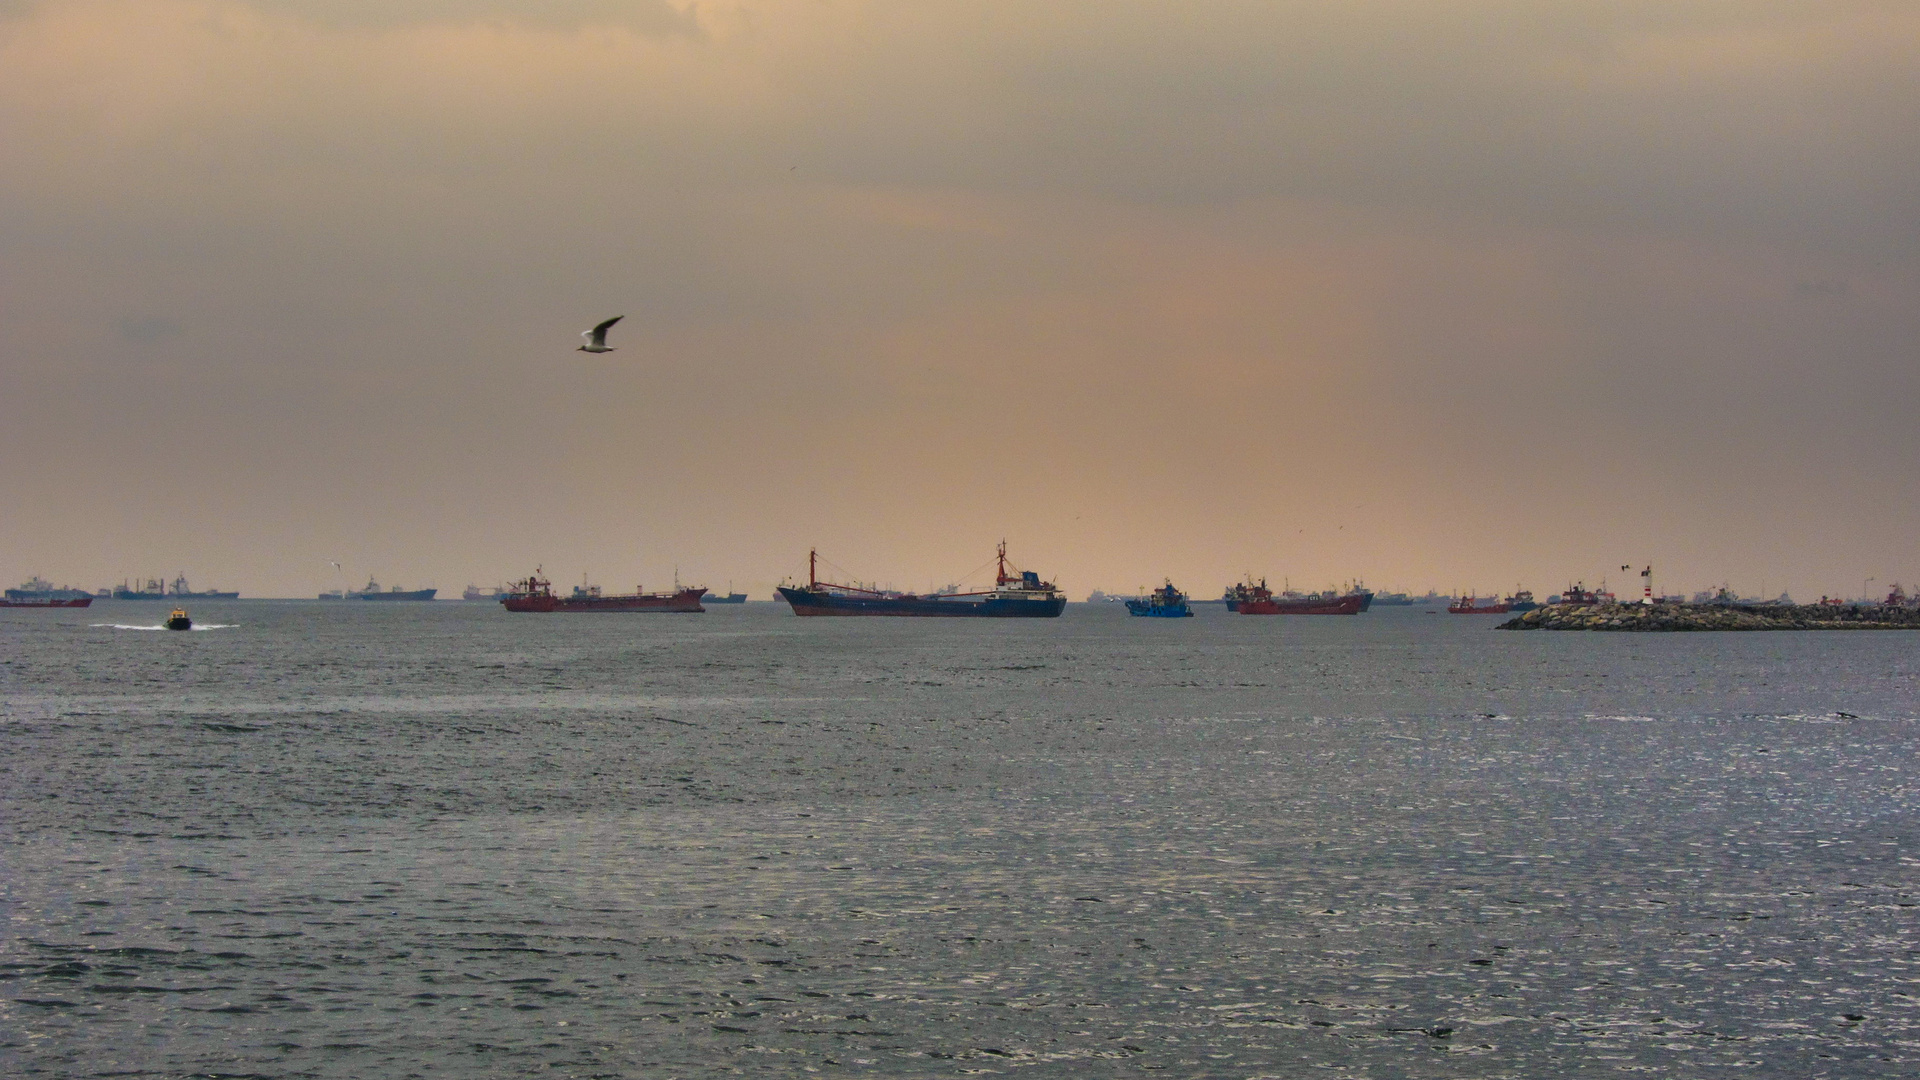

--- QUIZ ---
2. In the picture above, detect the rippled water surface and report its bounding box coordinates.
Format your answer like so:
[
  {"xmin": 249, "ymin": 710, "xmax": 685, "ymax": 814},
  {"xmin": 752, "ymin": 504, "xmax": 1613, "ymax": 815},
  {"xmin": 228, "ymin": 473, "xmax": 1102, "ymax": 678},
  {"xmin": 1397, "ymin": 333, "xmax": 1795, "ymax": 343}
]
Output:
[{"xmin": 4, "ymin": 601, "xmax": 1918, "ymax": 1078}]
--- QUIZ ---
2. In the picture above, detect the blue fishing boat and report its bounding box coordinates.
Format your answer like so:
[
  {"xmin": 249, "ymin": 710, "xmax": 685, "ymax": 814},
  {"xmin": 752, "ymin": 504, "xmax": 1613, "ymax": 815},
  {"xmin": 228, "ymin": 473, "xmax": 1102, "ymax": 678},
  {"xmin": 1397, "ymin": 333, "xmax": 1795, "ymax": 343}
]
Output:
[{"xmin": 1126, "ymin": 581, "xmax": 1193, "ymax": 618}]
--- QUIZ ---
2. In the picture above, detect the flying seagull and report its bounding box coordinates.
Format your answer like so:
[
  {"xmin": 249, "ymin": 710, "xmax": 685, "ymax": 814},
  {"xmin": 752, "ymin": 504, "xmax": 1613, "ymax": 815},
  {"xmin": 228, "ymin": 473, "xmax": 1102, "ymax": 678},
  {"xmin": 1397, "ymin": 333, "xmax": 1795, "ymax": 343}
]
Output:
[{"xmin": 579, "ymin": 315, "xmax": 624, "ymax": 353}]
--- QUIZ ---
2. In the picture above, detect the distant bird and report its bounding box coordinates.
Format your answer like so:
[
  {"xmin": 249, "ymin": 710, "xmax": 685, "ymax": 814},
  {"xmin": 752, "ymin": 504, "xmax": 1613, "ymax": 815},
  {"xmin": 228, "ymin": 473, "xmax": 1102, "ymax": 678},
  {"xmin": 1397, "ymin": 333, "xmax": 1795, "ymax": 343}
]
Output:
[{"xmin": 579, "ymin": 316, "xmax": 624, "ymax": 353}]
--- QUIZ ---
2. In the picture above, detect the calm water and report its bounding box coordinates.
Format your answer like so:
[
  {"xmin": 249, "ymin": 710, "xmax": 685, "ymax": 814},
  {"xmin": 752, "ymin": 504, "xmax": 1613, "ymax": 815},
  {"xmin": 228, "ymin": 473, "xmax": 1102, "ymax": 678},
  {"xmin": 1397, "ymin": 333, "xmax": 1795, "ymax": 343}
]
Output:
[{"xmin": 3, "ymin": 601, "xmax": 1917, "ymax": 1078}]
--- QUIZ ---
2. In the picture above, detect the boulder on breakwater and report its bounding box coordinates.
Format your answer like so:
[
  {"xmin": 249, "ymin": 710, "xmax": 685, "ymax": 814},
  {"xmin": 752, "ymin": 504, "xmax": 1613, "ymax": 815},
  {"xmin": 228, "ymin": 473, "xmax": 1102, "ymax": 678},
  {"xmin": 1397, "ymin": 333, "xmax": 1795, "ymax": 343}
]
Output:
[{"xmin": 1498, "ymin": 602, "xmax": 1920, "ymax": 632}]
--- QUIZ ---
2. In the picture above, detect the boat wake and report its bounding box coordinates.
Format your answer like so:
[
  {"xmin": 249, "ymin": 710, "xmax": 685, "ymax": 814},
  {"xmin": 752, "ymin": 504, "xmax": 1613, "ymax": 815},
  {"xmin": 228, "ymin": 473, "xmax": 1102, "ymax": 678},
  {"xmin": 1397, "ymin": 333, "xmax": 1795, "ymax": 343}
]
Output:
[{"xmin": 92, "ymin": 623, "xmax": 236, "ymax": 632}]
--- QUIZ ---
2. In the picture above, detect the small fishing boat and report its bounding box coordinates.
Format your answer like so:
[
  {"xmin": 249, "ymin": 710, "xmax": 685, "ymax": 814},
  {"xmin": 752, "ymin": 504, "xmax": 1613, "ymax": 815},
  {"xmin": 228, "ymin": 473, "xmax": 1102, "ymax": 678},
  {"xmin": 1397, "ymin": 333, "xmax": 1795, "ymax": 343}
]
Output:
[
  {"xmin": 1126, "ymin": 581, "xmax": 1194, "ymax": 618},
  {"xmin": 165, "ymin": 608, "xmax": 193, "ymax": 631}
]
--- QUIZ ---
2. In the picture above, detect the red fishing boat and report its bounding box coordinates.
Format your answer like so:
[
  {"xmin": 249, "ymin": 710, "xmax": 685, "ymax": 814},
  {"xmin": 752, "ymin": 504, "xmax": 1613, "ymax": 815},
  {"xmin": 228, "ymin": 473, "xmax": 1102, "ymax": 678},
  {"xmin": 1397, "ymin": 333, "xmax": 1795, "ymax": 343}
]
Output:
[
  {"xmin": 1447, "ymin": 594, "xmax": 1511, "ymax": 614},
  {"xmin": 1228, "ymin": 578, "xmax": 1366, "ymax": 615},
  {"xmin": 501, "ymin": 569, "xmax": 706, "ymax": 613}
]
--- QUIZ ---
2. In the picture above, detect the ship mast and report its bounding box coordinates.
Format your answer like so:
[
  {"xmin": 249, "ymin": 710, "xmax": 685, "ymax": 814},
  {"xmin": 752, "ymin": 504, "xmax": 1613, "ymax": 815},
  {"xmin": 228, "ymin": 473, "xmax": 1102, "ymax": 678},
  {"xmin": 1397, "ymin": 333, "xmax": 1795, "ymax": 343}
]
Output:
[
  {"xmin": 809, "ymin": 548, "xmax": 818, "ymax": 589},
  {"xmin": 996, "ymin": 539, "xmax": 1010, "ymax": 586}
]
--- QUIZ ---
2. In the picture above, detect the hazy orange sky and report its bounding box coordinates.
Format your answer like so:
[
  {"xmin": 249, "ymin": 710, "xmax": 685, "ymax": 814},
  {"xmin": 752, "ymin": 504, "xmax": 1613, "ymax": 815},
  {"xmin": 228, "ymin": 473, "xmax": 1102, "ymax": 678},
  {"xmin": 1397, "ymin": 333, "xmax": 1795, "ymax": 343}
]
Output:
[{"xmin": 3, "ymin": 1, "xmax": 1917, "ymax": 600}]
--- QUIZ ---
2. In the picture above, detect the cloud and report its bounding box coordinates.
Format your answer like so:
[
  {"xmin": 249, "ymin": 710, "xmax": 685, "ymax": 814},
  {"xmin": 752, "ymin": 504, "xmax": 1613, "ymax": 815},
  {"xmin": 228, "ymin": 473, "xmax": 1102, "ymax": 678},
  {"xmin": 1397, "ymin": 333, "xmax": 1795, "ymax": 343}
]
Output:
[
  {"xmin": 242, "ymin": 0, "xmax": 703, "ymax": 33},
  {"xmin": 0, "ymin": 1, "xmax": 1916, "ymax": 595}
]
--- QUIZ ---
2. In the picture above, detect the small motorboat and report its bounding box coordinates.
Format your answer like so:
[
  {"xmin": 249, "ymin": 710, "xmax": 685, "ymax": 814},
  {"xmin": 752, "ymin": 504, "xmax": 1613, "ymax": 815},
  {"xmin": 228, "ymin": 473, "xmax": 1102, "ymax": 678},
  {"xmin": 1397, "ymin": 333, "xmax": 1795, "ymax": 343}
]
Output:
[{"xmin": 165, "ymin": 608, "xmax": 193, "ymax": 631}]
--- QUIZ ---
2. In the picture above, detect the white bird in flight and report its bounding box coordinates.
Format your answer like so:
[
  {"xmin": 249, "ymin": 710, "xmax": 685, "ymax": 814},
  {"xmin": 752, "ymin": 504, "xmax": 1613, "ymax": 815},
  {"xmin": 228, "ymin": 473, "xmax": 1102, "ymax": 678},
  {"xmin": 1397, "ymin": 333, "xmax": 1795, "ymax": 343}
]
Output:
[{"xmin": 579, "ymin": 315, "xmax": 623, "ymax": 353}]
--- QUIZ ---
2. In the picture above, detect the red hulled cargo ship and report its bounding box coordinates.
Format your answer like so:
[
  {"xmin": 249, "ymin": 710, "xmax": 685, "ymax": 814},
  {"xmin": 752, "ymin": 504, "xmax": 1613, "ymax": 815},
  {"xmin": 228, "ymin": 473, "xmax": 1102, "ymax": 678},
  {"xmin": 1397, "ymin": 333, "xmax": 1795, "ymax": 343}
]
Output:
[
  {"xmin": 0, "ymin": 596, "xmax": 92, "ymax": 608},
  {"xmin": 1227, "ymin": 578, "xmax": 1366, "ymax": 615},
  {"xmin": 4, "ymin": 576, "xmax": 94, "ymax": 607},
  {"xmin": 501, "ymin": 570, "xmax": 706, "ymax": 613}
]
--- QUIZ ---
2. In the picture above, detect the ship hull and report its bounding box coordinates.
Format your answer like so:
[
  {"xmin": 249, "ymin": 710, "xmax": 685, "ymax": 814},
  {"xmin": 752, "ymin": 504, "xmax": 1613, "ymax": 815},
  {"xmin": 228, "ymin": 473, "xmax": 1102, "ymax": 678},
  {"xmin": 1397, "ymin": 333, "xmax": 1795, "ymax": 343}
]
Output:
[
  {"xmin": 356, "ymin": 589, "xmax": 437, "ymax": 601},
  {"xmin": 1448, "ymin": 603, "xmax": 1512, "ymax": 614},
  {"xmin": 778, "ymin": 587, "xmax": 1064, "ymax": 617},
  {"xmin": 1237, "ymin": 595, "xmax": 1365, "ymax": 615},
  {"xmin": 504, "ymin": 588, "xmax": 706, "ymax": 613},
  {"xmin": 1125, "ymin": 602, "xmax": 1192, "ymax": 617},
  {"xmin": 0, "ymin": 597, "xmax": 93, "ymax": 608},
  {"xmin": 705, "ymin": 593, "xmax": 748, "ymax": 604}
]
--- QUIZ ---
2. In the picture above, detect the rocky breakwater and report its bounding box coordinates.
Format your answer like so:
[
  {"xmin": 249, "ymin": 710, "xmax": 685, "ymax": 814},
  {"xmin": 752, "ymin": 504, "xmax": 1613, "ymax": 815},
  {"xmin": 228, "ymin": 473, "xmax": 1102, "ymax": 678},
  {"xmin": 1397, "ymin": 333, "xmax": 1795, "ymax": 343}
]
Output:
[{"xmin": 1499, "ymin": 602, "xmax": 1920, "ymax": 632}]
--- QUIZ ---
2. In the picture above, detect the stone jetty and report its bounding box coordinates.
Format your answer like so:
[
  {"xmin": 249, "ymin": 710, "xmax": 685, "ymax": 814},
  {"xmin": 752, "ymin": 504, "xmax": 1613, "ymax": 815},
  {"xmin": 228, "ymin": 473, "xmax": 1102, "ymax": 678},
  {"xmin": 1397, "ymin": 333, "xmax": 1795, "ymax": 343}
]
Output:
[{"xmin": 1498, "ymin": 602, "xmax": 1920, "ymax": 632}]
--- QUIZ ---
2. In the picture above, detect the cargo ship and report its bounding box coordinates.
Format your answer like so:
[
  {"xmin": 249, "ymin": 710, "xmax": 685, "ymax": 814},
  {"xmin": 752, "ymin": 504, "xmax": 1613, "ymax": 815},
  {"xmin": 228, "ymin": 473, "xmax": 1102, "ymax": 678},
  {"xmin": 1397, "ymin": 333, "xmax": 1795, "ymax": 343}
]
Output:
[
  {"xmin": 0, "ymin": 584, "xmax": 90, "ymax": 599},
  {"xmin": 1126, "ymin": 581, "xmax": 1193, "ymax": 617},
  {"xmin": 1550, "ymin": 582, "xmax": 1616, "ymax": 605},
  {"xmin": 343, "ymin": 577, "xmax": 436, "ymax": 601},
  {"xmin": 777, "ymin": 543, "xmax": 1066, "ymax": 617},
  {"xmin": 501, "ymin": 569, "xmax": 706, "ymax": 613},
  {"xmin": 1505, "ymin": 589, "xmax": 1540, "ymax": 612},
  {"xmin": 6, "ymin": 576, "xmax": 94, "ymax": 604},
  {"xmin": 1226, "ymin": 578, "xmax": 1366, "ymax": 615},
  {"xmin": 113, "ymin": 574, "xmax": 238, "ymax": 601},
  {"xmin": 1448, "ymin": 594, "xmax": 1512, "ymax": 614},
  {"xmin": 705, "ymin": 582, "xmax": 747, "ymax": 604}
]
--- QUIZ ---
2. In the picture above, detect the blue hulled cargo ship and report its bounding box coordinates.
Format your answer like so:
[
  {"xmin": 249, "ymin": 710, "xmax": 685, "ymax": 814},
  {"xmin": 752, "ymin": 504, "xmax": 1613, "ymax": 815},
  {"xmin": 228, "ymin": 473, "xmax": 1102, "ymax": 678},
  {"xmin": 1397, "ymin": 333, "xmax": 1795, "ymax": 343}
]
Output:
[
  {"xmin": 777, "ymin": 543, "xmax": 1066, "ymax": 617},
  {"xmin": 1126, "ymin": 581, "xmax": 1194, "ymax": 617}
]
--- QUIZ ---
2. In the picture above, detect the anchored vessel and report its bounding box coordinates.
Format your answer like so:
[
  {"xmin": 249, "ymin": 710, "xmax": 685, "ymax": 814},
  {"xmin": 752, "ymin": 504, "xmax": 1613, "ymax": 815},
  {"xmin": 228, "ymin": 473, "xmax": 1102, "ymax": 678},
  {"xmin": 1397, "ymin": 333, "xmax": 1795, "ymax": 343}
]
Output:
[
  {"xmin": 1549, "ymin": 583, "xmax": 1617, "ymax": 605},
  {"xmin": 500, "ymin": 570, "xmax": 706, "ymax": 613},
  {"xmin": 114, "ymin": 575, "xmax": 238, "ymax": 601},
  {"xmin": 1126, "ymin": 581, "xmax": 1194, "ymax": 617},
  {"xmin": 1227, "ymin": 578, "xmax": 1366, "ymax": 615},
  {"xmin": 1, "ymin": 577, "xmax": 92, "ymax": 608},
  {"xmin": 1448, "ymin": 594, "xmax": 1512, "ymax": 614},
  {"xmin": 328, "ymin": 577, "xmax": 437, "ymax": 601},
  {"xmin": 777, "ymin": 543, "xmax": 1066, "ymax": 617},
  {"xmin": 5, "ymin": 576, "xmax": 94, "ymax": 605},
  {"xmin": 1505, "ymin": 589, "xmax": 1540, "ymax": 612}
]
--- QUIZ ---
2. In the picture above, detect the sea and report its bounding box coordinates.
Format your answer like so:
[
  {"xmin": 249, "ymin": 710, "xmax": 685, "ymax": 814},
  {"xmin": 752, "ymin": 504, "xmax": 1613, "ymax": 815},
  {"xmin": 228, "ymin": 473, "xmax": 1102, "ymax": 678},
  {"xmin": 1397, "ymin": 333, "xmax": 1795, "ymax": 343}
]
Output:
[{"xmin": 2, "ymin": 600, "xmax": 1916, "ymax": 1078}]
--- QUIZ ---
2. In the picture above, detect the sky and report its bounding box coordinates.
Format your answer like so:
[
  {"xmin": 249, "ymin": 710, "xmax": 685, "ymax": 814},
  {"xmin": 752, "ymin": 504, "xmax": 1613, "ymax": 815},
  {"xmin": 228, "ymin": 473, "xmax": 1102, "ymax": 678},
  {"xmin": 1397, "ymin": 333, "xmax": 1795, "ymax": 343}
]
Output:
[{"xmin": 2, "ymin": 0, "xmax": 1917, "ymax": 600}]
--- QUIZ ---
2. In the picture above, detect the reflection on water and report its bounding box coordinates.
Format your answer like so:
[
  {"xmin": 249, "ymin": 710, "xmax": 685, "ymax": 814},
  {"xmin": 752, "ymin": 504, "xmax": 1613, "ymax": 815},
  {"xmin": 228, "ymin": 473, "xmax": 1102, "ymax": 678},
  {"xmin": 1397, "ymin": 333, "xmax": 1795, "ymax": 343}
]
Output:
[
  {"xmin": 3, "ymin": 602, "xmax": 1917, "ymax": 1076},
  {"xmin": 91, "ymin": 622, "xmax": 238, "ymax": 631}
]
